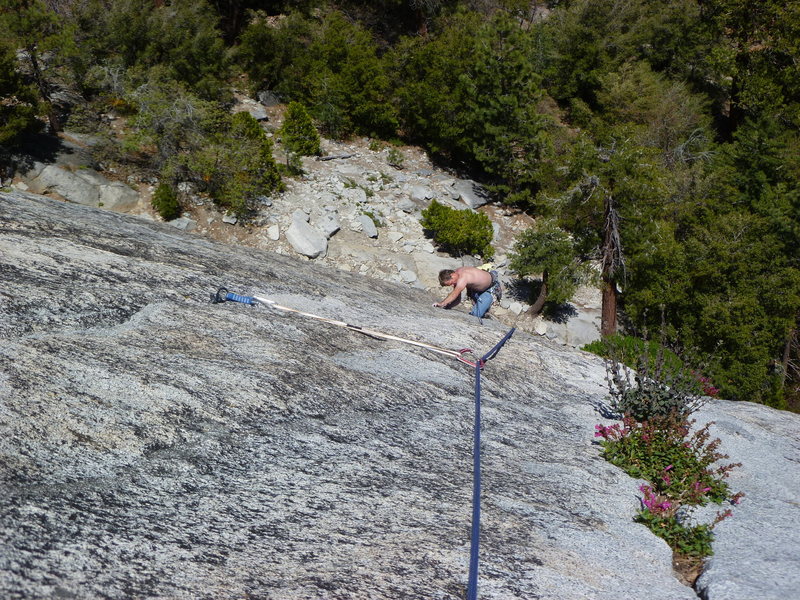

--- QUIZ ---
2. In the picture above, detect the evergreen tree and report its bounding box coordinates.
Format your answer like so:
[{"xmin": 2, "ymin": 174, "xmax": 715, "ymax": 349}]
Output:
[
  {"xmin": 509, "ymin": 219, "xmax": 590, "ymax": 315},
  {"xmin": 0, "ymin": 0, "xmax": 76, "ymax": 133},
  {"xmin": 0, "ymin": 41, "xmax": 42, "ymax": 148},
  {"xmin": 280, "ymin": 101, "xmax": 321, "ymax": 157},
  {"xmin": 390, "ymin": 10, "xmax": 555, "ymax": 204}
]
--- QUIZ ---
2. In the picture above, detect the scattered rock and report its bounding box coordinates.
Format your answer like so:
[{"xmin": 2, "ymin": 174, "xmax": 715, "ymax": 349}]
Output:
[
  {"xmin": 167, "ymin": 217, "xmax": 196, "ymax": 231},
  {"xmin": 267, "ymin": 224, "xmax": 280, "ymax": 241},
  {"xmin": 292, "ymin": 208, "xmax": 310, "ymax": 223},
  {"xmin": 357, "ymin": 214, "xmax": 378, "ymax": 238},
  {"xmin": 286, "ymin": 219, "xmax": 328, "ymax": 258},
  {"xmin": 222, "ymin": 213, "xmax": 238, "ymax": 225},
  {"xmin": 399, "ymin": 269, "xmax": 417, "ymax": 283},
  {"xmin": 409, "ymin": 185, "xmax": 432, "ymax": 203},
  {"xmin": 316, "ymin": 213, "xmax": 341, "ymax": 239},
  {"xmin": 452, "ymin": 179, "xmax": 490, "ymax": 209}
]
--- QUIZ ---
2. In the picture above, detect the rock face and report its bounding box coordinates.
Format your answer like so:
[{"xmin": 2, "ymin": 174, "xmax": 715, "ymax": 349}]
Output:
[
  {"xmin": 26, "ymin": 163, "xmax": 139, "ymax": 211},
  {"xmin": 1, "ymin": 191, "xmax": 798, "ymax": 600}
]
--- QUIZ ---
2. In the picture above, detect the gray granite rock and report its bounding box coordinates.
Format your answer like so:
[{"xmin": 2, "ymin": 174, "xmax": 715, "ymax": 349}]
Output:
[
  {"xmin": 25, "ymin": 164, "xmax": 139, "ymax": 211},
  {"xmin": 452, "ymin": 179, "xmax": 490, "ymax": 209},
  {"xmin": 167, "ymin": 217, "xmax": 197, "ymax": 231},
  {"xmin": 357, "ymin": 214, "xmax": 379, "ymax": 238},
  {"xmin": 0, "ymin": 190, "xmax": 795, "ymax": 600},
  {"xmin": 285, "ymin": 218, "xmax": 327, "ymax": 258},
  {"xmin": 316, "ymin": 212, "xmax": 341, "ymax": 239},
  {"xmin": 692, "ymin": 400, "xmax": 800, "ymax": 600}
]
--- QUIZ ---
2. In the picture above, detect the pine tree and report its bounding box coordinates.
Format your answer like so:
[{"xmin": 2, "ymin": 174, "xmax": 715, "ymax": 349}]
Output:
[{"xmin": 280, "ymin": 101, "xmax": 320, "ymax": 157}]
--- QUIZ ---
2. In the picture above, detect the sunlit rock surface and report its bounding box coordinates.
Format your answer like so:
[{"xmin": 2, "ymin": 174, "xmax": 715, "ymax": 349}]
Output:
[{"xmin": 1, "ymin": 191, "xmax": 797, "ymax": 600}]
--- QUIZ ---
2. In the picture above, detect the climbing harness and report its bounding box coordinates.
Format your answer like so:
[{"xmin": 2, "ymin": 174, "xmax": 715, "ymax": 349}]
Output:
[
  {"xmin": 210, "ymin": 287, "xmax": 480, "ymax": 367},
  {"xmin": 211, "ymin": 287, "xmax": 515, "ymax": 599}
]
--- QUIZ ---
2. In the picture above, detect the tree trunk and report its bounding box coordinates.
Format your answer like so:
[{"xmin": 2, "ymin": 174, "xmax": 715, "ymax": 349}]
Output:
[
  {"xmin": 415, "ymin": 8, "xmax": 428, "ymax": 36},
  {"xmin": 601, "ymin": 280, "xmax": 617, "ymax": 336},
  {"xmin": 527, "ymin": 271, "xmax": 548, "ymax": 316},
  {"xmin": 600, "ymin": 190, "xmax": 621, "ymax": 336},
  {"xmin": 27, "ymin": 46, "xmax": 60, "ymax": 133}
]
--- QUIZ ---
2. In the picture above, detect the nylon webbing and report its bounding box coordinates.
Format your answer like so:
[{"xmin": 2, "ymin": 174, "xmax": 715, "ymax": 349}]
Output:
[{"xmin": 467, "ymin": 327, "xmax": 516, "ymax": 600}]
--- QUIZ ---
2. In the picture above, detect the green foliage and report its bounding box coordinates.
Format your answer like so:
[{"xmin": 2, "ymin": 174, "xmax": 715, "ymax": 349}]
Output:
[
  {"xmin": 598, "ymin": 415, "xmax": 734, "ymax": 503},
  {"xmin": 420, "ymin": 200, "xmax": 494, "ymax": 260},
  {"xmin": 635, "ymin": 508, "xmax": 714, "ymax": 558},
  {"xmin": 583, "ymin": 334, "xmax": 684, "ymax": 374},
  {"xmin": 596, "ymin": 414, "xmax": 742, "ymax": 559},
  {"xmin": 0, "ymin": 0, "xmax": 77, "ymax": 131},
  {"xmin": 603, "ymin": 346, "xmax": 710, "ymax": 423},
  {"xmin": 509, "ymin": 219, "xmax": 589, "ymax": 306},
  {"xmin": 390, "ymin": 10, "xmax": 555, "ymax": 201},
  {"xmin": 151, "ymin": 182, "xmax": 181, "ymax": 220},
  {"xmin": 701, "ymin": 0, "xmax": 800, "ymax": 131},
  {"xmin": 0, "ymin": 42, "xmax": 42, "ymax": 146},
  {"xmin": 67, "ymin": 0, "xmax": 230, "ymax": 100},
  {"xmin": 126, "ymin": 79, "xmax": 281, "ymax": 218},
  {"xmin": 238, "ymin": 10, "xmax": 397, "ymax": 138},
  {"xmin": 280, "ymin": 101, "xmax": 321, "ymax": 156},
  {"xmin": 595, "ymin": 61, "xmax": 712, "ymax": 163},
  {"xmin": 180, "ymin": 111, "xmax": 283, "ymax": 217},
  {"xmin": 125, "ymin": 74, "xmax": 226, "ymax": 167}
]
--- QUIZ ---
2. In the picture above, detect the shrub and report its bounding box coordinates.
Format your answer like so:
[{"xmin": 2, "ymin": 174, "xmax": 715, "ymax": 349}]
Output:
[
  {"xmin": 280, "ymin": 101, "xmax": 320, "ymax": 157},
  {"xmin": 151, "ymin": 183, "xmax": 181, "ymax": 220},
  {"xmin": 509, "ymin": 219, "xmax": 591, "ymax": 313},
  {"xmin": 420, "ymin": 200, "xmax": 495, "ymax": 260},
  {"xmin": 179, "ymin": 111, "xmax": 283, "ymax": 217}
]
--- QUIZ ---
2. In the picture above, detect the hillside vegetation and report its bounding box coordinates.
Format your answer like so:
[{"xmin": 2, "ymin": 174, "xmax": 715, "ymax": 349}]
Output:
[{"xmin": 1, "ymin": 0, "xmax": 799, "ymax": 410}]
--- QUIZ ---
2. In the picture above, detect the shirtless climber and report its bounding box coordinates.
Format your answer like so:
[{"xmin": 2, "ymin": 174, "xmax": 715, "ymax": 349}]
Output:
[{"xmin": 433, "ymin": 266, "xmax": 501, "ymax": 319}]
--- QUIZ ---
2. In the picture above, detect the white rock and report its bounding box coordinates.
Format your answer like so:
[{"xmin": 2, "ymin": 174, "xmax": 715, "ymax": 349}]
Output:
[
  {"xmin": 358, "ymin": 214, "xmax": 378, "ymax": 238},
  {"xmin": 222, "ymin": 214, "xmax": 238, "ymax": 225},
  {"xmin": 399, "ymin": 270, "xmax": 417, "ymax": 283},
  {"xmin": 508, "ymin": 301, "xmax": 524, "ymax": 315},
  {"xmin": 167, "ymin": 217, "xmax": 197, "ymax": 231},
  {"xmin": 387, "ymin": 231, "xmax": 404, "ymax": 243},
  {"xmin": 316, "ymin": 213, "xmax": 341, "ymax": 239},
  {"xmin": 409, "ymin": 185, "xmax": 432, "ymax": 203},
  {"xmin": 292, "ymin": 209, "xmax": 310, "ymax": 224},
  {"xmin": 533, "ymin": 318, "xmax": 549, "ymax": 336},
  {"xmin": 285, "ymin": 220, "xmax": 328, "ymax": 259},
  {"xmin": 267, "ymin": 225, "xmax": 280, "ymax": 241},
  {"xmin": 453, "ymin": 179, "xmax": 490, "ymax": 209}
]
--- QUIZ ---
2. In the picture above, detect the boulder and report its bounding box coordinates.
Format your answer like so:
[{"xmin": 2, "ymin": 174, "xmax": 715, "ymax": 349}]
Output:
[
  {"xmin": 357, "ymin": 214, "xmax": 379, "ymax": 238},
  {"xmin": 452, "ymin": 179, "xmax": 490, "ymax": 209},
  {"xmin": 409, "ymin": 185, "xmax": 432, "ymax": 203},
  {"xmin": 285, "ymin": 218, "xmax": 328, "ymax": 258},
  {"xmin": 316, "ymin": 213, "xmax": 341, "ymax": 239},
  {"xmin": 25, "ymin": 164, "xmax": 139, "ymax": 212},
  {"xmin": 167, "ymin": 217, "xmax": 196, "ymax": 231}
]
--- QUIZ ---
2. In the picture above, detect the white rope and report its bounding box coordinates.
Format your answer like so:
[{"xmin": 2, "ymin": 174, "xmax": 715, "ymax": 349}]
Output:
[{"xmin": 250, "ymin": 295, "xmax": 477, "ymax": 365}]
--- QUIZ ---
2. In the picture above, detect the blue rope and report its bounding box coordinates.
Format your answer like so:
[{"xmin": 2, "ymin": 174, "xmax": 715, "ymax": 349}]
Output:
[{"xmin": 467, "ymin": 327, "xmax": 515, "ymax": 600}]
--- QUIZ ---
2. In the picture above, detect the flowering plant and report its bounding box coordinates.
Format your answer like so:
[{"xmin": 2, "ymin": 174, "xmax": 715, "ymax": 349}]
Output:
[{"xmin": 595, "ymin": 414, "xmax": 742, "ymax": 560}]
